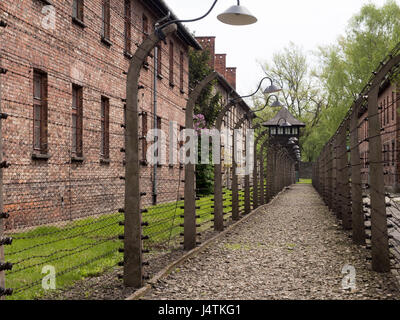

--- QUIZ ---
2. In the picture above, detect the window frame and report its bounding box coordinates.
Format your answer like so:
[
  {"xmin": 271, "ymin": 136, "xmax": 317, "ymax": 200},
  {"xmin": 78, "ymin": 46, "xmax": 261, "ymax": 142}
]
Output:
[
  {"xmin": 72, "ymin": 84, "xmax": 83, "ymax": 159},
  {"xmin": 100, "ymin": 96, "xmax": 110, "ymax": 160},
  {"xmin": 124, "ymin": 0, "xmax": 132, "ymax": 56},
  {"xmin": 32, "ymin": 69, "xmax": 48, "ymax": 155},
  {"xmin": 141, "ymin": 112, "xmax": 148, "ymax": 162},
  {"xmin": 169, "ymin": 41, "xmax": 174, "ymax": 86},
  {"xmin": 179, "ymin": 50, "xmax": 184, "ymax": 92},
  {"xmin": 72, "ymin": 0, "xmax": 85, "ymax": 27},
  {"xmin": 101, "ymin": 0, "xmax": 111, "ymax": 43}
]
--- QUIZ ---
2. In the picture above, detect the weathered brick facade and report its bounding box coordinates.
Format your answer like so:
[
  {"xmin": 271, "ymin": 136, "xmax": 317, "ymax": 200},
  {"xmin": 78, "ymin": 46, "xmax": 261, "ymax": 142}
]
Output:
[
  {"xmin": 358, "ymin": 82, "xmax": 399, "ymax": 192},
  {"xmin": 0, "ymin": 0, "xmax": 200, "ymax": 230}
]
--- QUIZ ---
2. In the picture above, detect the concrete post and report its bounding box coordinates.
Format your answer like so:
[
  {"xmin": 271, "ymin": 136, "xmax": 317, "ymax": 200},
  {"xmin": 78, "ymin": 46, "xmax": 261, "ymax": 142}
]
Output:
[
  {"xmin": 214, "ymin": 101, "xmax": 235, "ymax": 231},
  {"xmin": 232, "ymin": 115, "xmax": 249, "ymax": 221},
  {"xmin": 350, "ymin": 98, "xmax": 365, "ymax": 245},
  {"xmin": 124, "ymin": 24, "xmax": 177, "ymax": 288},
  {"xmin": 184, "ymin": 72, "xmax": 218, "ymax": 250}
]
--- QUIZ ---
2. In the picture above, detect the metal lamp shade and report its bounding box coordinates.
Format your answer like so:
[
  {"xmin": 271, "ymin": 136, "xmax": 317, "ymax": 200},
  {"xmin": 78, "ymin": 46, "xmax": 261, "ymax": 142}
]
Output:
[
  {"xmin": 271, "ymin": 99, "xmax": 283, "ymax": 108},
  {"xmin": 217, "ymin": 5, "xmax": 258, "ymax": 26},
  {"xmin": 263, "ymin": 84, "xmax": 282, "ymax": 95}
]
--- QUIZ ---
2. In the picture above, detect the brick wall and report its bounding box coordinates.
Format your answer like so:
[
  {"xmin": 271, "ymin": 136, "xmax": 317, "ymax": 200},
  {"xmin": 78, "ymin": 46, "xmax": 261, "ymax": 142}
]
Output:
[
  {"xmin": 215, "ymin": 54, "xmax": 226, "ymax": 78},
  {"xmin": 358, "ymin": 83, "xmax": 398, "ymax": 192},
  {"xmin": 0, "ymin": 0, "xmax": 191, "ymax": 230}
]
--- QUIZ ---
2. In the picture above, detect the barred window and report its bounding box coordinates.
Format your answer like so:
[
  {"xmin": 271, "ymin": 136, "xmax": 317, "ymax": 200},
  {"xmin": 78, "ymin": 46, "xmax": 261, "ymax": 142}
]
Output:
[
  {"xmin": 169, "ymin": 41, "xmax": 174, "ymax": 85},
  {"xmin": 72, "ymin": 84, "xmax": 83, "ymax": 157},
  {"xmin": 72, "ymin": 0, "xmax": 84, "ymax": 22},
  {"xmin": 33, "ymin": 70, "xmax": 48, "ymax": 154},
  {"xmin": 124, "ymin": 0, "xmax": 131, "ymax": 54},
  {"xmin": 101, "ymin": 96, "xmax": 110, "ymax": 159},
  {"xmin": 179, "ymin": 51, "xmax": 184, "ymax": 91},
  {"xmin": 141, "ymin": 112, "xmax": 148, "ymax": 161},
  {"xmin": 142, "ymin": 14, "xmax": 148, "ymax": 40},
  {"xmin": 101, "ymin": 0, "xmax": 111, "ymax": 40}
]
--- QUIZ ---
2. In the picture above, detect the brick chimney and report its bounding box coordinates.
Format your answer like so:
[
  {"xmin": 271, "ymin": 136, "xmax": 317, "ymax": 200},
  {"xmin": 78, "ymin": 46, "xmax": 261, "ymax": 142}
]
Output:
[
  {"xmin": 195, "ymin": 36, "xmax": 216, "ymax": 70},
  {"xmin": 225, "ymin": 67, "xmax": 236, "ymax": 90},
  {"xmin": 215, "ymin": 54, "xmax": 226, "ymax": 78}
]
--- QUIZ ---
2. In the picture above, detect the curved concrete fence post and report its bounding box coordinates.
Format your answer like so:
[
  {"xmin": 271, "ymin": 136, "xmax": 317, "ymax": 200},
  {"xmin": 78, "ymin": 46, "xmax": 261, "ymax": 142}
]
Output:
[
  {"xmin": 124, "ymin": 24, "xmax": 177, "ymax": 288},
  {"xmin": 184, "ymin": 72, "xmax": 218, "ymax": 250}
]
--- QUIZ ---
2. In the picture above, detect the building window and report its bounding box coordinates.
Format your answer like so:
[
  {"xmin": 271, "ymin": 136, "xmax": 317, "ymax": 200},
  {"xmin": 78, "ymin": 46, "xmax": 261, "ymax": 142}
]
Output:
[
  {"xmin": 72, "ymin": 84, "xmax": 83, "ymax": 158},
  {"xmin": 101, "ymin": 0, "xmax": 111, "ymax": 41},
  {"xmin": 142, "ymin": 14, "xmax": 148, "ymax": 40},
  {"xmin": 124, "ymin": 0, "xmax": 131, "ymax": 55},
  {"xmin": 270, "ymin": 127, "xmax": 276, "ymax": 135},
  {"xmin": 169, "ymin": 41, "xmax": 174, "ymax": 86},
  {"xmin": 72, "ymin": 0, "xmax": 84, "ymax": 23},
  {"xmin": 292, "ymin": 127, "xmax": 298, "ymax": 135},
  {"xmin": 33, "ymin": 70, "xmax": 48, "ymax": 154},
  {"xmin": 179, "ymin": 125, "xmax": 185, "ymax": 164},
  {"xmin": 278, "ymin": 127, "xmax": 284, "ymax": 135},
  {"xmin": 179, "ymin": 51, "xmax": 184, "ymax": 92},
  {"xmin": 393, "ymin": 92, "xmax": 395, "ymax": 121},
  {"xmin": 392, "ymin": 140, "xmax": 395, "ymax": 166},
  {"xmin": 101, "ymin": 96, "xmax": 110, "ymax": 159},
  {"xmin": 156, "ymin": 44, "xmax": 162, "ymax": 77}
]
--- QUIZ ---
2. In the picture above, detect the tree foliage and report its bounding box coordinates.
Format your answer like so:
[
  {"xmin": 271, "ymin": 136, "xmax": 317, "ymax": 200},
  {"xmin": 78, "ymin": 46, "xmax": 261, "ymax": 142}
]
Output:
[
  {"xmin": 256, "ymin": 43, "xmax": 326, "ymax": 161},
  {"xmin": 189, "ymin": 47, "xmax": 222, "ymax": 126},
  {"xmin": 189, "ymin": 47, "xmax": 223, "ymax": 195},
  {"xmin": 256, "ymin": 1, "xmax": 400, "ymax": 161},
  {"xmin": 306, "ymin": 0, "xmax": 400, "ymax": 160}
]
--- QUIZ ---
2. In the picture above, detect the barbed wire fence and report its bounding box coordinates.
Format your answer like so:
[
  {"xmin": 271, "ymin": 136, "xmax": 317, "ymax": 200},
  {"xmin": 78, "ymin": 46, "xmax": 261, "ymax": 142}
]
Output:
[
  {"xmin": 0, "ymin": 10, "xmax": 297, "ymax": 299},
  {"xmin": 313, "ymin": 43, "xmax": 400, "ymax": 274}
]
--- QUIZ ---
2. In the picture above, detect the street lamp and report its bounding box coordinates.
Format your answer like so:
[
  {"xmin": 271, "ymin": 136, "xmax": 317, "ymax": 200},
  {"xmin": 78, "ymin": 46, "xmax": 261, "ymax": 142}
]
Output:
[
  {"xmin": 250, "ymin": 95, "xmax": 283, "ymax": 116},
  {"xmin": 217, "ymin": 0, "xmax": 258, "ymax": 25},
  {"xmin": 155, "ymin": 0, "xmax": 257, "ymax": 39}
]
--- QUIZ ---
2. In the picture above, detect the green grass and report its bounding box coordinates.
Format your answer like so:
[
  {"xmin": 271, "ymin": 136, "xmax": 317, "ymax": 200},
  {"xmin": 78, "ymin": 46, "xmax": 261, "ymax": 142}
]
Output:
[
  {"xmin": 298, "ymin": 179, "xmax": 312, "ymax": 184},
  {"xmin": 4, "ymin": 190, "xmax": 237, "ymax": 300}
]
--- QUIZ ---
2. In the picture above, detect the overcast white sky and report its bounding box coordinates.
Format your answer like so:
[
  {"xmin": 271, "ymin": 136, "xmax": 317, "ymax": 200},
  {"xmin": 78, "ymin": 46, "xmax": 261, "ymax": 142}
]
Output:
[{"xmin": 166, "ymin": 0, "xmax": 391, "ymax": 102}]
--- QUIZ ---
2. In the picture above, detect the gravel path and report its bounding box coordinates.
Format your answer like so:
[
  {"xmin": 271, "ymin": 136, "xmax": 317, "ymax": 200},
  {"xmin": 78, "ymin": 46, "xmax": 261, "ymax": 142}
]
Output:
[{"xmin": 144, "ymin": 184, "xmax": 400, "ymax": 300}]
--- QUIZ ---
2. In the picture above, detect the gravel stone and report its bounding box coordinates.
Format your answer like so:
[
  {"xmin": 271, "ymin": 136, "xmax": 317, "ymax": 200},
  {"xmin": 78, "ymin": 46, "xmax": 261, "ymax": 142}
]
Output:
[{"xmin": 142, "ymin": 185, "xmax": 400, "ymax": 300}]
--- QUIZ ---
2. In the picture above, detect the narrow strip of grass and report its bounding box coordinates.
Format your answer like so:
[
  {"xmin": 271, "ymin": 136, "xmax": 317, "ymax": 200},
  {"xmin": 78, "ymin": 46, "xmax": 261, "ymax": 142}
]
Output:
[
  {"xmin": 298, "ymin": 179, "xmax": 312, "ymax": 184},
  {"xmin": 5, "ymin": 190, "xmax": 230, "ymax": 300}
]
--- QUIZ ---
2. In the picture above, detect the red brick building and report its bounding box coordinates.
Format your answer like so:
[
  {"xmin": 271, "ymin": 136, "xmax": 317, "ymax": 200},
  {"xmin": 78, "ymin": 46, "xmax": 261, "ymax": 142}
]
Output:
[
  {"xmin": 0, "ymin": 0, "xmax": 201, "ymax": 230},
  {"xmin": 359, "ymin": 81, "xmax": 400, "ymax": 192}
]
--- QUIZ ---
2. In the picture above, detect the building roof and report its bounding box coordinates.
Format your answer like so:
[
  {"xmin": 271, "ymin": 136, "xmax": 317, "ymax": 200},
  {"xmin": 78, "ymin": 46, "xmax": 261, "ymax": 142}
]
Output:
[
  {"xmin": 262, "ymin": 107, "xmax": 306, "ymax": 127},
  {"xmin": 143, "ymin": 0, "xmax": 202, "ymax": 50}
]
